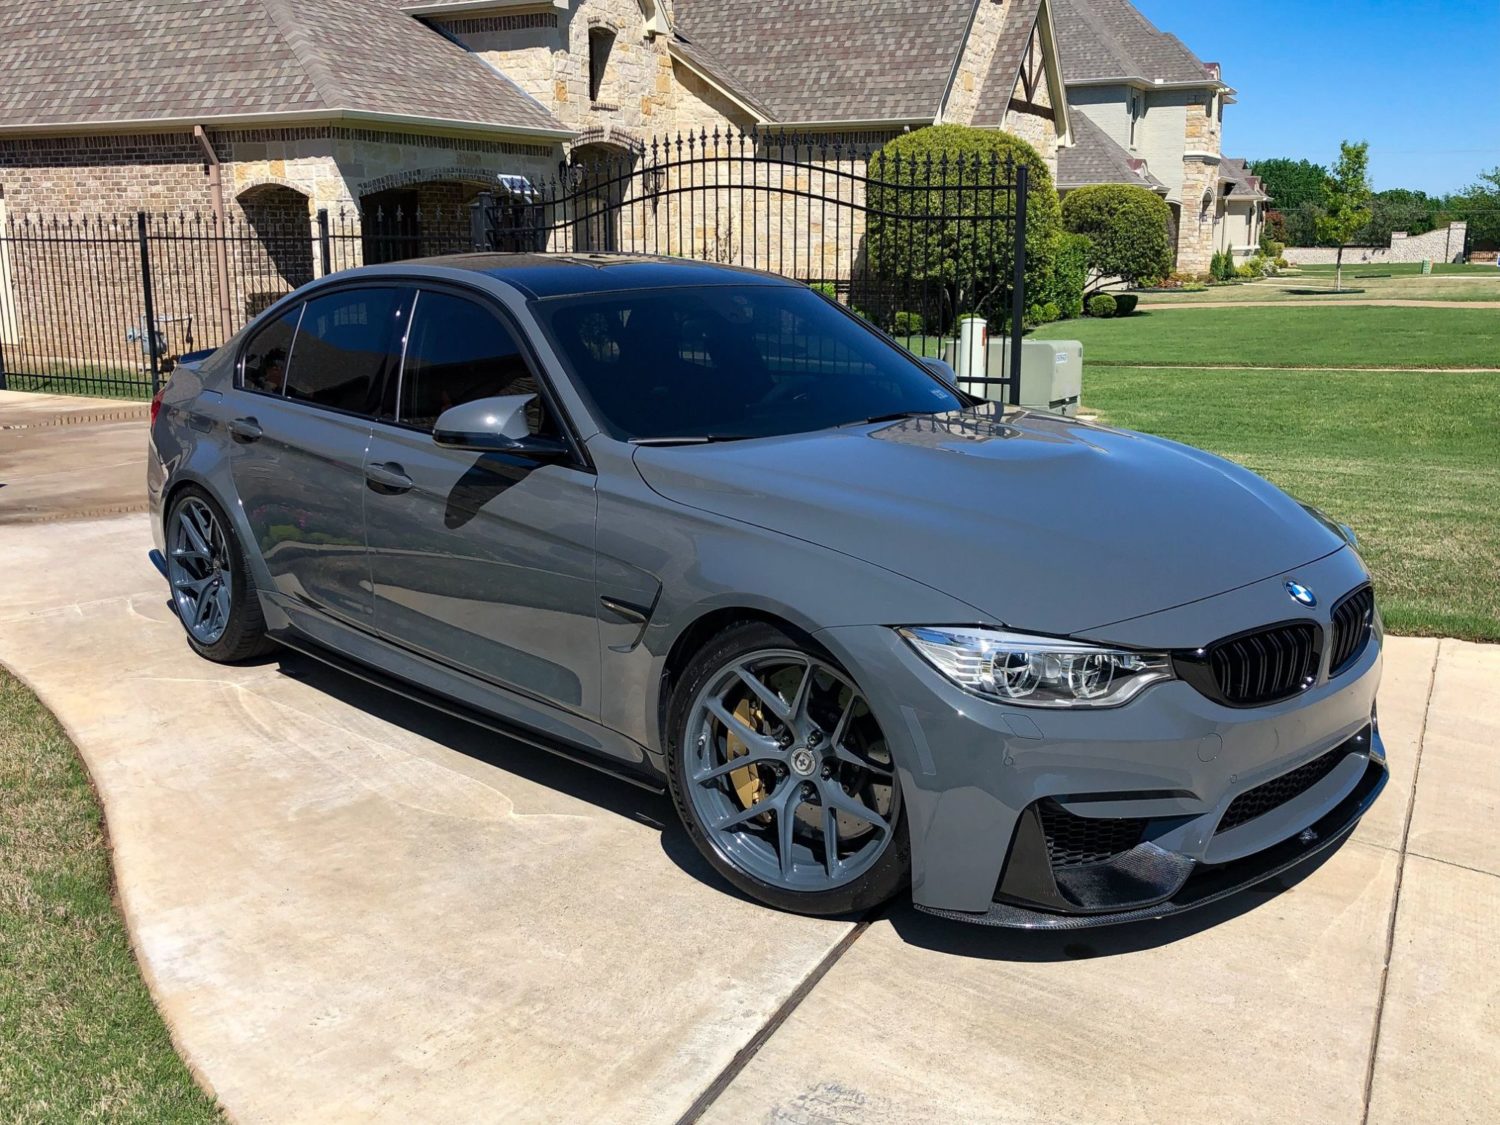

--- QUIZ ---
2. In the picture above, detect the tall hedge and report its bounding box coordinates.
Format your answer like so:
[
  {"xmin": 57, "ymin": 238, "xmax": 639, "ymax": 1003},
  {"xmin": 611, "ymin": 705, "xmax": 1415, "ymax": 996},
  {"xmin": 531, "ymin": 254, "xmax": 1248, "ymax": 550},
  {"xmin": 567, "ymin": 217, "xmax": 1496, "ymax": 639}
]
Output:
[
  {"xmin": 1061, "ymin": 183, "xmax": 1174, "ymax": 293},
  {"xmin": 1034, "ymin": 231, "xmax": 1089, "ymax": 321},
  {"xmin": 864, "ymin": 125, "xmax": 1062, "ymax": 330}
]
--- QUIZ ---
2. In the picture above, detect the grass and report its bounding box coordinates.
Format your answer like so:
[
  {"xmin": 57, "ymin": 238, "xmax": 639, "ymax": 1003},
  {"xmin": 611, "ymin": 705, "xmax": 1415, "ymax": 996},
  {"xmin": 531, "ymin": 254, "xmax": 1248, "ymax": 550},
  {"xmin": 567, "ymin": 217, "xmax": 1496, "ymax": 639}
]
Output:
[
  {"xmin": 1292, "ymin": 262, "xmax": 1500, "ymax": 277},
  {"xmin": 1135, "ymin": 261, "xmax": 1500, "ymax": 305},
  {"xmin": 1078, "ymin": 366, "xmax": 1500, "ymax": 641},
  {"xmin": 1032, "ymin": 304, "xmax": 1500, "ymax": 368},
  {"xmin": 4, "ymin": 365, "xmax": 153, "ymax": 401},
  {"xmin": 0, "ymin": 669, "xmax": 221, "ymax": 1124}
]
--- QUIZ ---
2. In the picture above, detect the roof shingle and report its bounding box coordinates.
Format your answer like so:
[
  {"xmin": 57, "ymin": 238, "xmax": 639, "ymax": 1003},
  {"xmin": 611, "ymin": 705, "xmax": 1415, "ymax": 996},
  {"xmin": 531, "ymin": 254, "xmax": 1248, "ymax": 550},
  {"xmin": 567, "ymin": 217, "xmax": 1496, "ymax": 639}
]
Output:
[
  {"xmin": 1051, "ymin": 0, "xmax": 1213, "ymax": 85},
  {"xmin": 1057, "ymin": 111, "xmax": 1165, "ymax": 192},
  {"xmin": 0, "ymin": 0, "xmax": 566, "ymax": 135},
  {"xmin": 671, "ymin": 0, "xmax": 976, "ymax": 124}
]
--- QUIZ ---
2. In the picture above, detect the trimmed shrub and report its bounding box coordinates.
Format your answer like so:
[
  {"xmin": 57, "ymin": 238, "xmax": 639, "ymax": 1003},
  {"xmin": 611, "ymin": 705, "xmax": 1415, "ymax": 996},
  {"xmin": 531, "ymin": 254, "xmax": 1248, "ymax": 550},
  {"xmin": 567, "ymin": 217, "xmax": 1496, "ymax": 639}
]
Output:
[
  {"xmin": 1087, "ymin": 293, "xmax": 1118, "ymax": 318},
  {"xmin": 1061, "ymin": 184, "xmax": 1174, "ymax": 295},
  {"xmin": 1210, "ymin": 250, "xmax": 1236, "ymax": 282},
  {"xmin": 866, "ymin": 125, "xmax": 1062, "ymax": 331},
  {"xmin": 1113, "ymin": 293, "xmax": 1139, "ymax": 316},
  {"xmin": 1235, "ymin": 262, "xmax": 1259, "ymax": 280},
  {"xmin": 809, "ymin": 282, "xmax": 838, "ymax": 300},
  {"xmin": 891, "ymin": 310, "xmax": 925, "ymax": 335},
  {"xmin": 1034, "ymin": 231, "xmax": 1089, "ymax": 320}
]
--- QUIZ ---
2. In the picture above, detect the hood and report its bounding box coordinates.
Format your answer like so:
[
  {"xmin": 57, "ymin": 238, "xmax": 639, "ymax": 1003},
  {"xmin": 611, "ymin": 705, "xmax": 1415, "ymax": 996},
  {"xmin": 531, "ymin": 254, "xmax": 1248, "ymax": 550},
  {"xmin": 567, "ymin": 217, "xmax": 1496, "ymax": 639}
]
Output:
[{"xmin": 632, "ymin": 406, "xmax": 1345, "ymax": 636}]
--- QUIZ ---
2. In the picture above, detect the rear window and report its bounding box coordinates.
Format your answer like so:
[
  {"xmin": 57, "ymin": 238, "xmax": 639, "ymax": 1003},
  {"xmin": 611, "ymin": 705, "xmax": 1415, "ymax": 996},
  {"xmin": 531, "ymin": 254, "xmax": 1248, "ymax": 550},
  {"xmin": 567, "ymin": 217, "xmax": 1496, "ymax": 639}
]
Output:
[
  {"xmin": 284, "ymin": 288, "xmax": 404, "ymax": 416},
  {"xmin": 240, "ymin": 305, "xmax": 301, "ymax": 396},
  {"xmin": 537, "ymin": 285, "xmax": 961, "ymax": 441}
]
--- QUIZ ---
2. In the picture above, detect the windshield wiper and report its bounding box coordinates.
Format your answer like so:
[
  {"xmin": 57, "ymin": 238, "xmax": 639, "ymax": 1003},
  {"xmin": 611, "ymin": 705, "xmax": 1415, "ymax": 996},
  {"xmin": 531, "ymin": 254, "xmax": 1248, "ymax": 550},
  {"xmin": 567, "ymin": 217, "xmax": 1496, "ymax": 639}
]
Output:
[
  {"xmin": 838, "ymin": 410, "xmax": 935, "ymax": 428},
  {"xmin": 630, "ymin": 434, "xmax": 752, "ymax": 446}
]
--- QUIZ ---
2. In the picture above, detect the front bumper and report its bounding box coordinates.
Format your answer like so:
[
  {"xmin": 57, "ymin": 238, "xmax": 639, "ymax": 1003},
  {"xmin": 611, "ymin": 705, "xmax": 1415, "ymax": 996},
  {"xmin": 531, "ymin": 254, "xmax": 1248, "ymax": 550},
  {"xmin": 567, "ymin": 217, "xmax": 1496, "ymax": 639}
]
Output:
[
  {"xmin": 815, "ymin": 551, "xmax": 1386, "ymax": 927},
  {"xmin": 919, "ymin": 727, "xmax": 1385, "ymax": 928}
]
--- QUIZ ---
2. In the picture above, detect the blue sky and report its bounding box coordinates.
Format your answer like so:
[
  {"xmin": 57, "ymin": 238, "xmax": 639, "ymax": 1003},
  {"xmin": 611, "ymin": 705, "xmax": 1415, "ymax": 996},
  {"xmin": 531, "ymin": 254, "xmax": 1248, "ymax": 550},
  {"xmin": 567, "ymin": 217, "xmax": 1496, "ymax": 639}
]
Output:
[{"xmin": 1129, "ymin": 0, "xmax": 1500, "ymax": 196}]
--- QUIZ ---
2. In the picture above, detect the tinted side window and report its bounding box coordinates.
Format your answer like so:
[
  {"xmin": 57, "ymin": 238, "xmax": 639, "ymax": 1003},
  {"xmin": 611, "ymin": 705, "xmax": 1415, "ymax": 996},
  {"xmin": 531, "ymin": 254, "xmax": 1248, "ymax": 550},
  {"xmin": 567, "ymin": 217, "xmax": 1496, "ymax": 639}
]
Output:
[
  {"xmin": 400, "ymin": 291, "xmax": 549, "ymax": 434},
  {"xmin": 240, "ymin": 304, "xmax": 302, "ymax": 396},
  {"xmin": 285, "ymin": 288, "xmax": 403, "ymax": 416}
]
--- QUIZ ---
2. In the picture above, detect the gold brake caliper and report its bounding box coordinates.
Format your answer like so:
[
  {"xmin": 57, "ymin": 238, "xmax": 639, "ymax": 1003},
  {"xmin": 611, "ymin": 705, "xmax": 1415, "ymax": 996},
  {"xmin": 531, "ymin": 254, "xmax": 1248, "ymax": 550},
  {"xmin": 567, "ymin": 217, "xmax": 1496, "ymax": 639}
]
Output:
[{"xmin": 726, "ymin": 698, "xmax": 769, "ymax": 810}]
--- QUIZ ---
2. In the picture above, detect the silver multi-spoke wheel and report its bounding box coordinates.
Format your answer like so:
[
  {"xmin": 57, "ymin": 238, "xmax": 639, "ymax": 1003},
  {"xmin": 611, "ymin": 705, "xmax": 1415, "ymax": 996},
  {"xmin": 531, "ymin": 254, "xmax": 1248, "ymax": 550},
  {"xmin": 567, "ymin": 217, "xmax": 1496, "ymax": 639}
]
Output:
[
  {"xmin": 166, "ymin": 496, "xmax": 234, "ymax": 645},
  {"xmin": 683, "ymin": 648, "xmax": 898, "ymax": 892}
]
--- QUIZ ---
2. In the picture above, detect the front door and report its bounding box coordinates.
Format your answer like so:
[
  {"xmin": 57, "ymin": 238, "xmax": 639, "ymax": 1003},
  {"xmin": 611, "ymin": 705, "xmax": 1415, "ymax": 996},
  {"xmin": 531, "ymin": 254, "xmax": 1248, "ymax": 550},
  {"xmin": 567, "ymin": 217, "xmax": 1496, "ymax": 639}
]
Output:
[
  {"xmin": 228, "ymin": 285, "xmax": 407, "ymax": 627},
  {"xmin": 363, "ymin": 287, "xmax": 601, "ymax": 718}
]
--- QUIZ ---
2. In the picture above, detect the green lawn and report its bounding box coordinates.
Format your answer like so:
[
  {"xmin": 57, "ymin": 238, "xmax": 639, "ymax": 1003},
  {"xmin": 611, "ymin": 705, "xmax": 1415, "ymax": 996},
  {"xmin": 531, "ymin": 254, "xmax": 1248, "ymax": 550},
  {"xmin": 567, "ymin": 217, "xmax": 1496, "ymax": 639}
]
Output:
[
  {"xmin": 1033, "ymin": 304, "xmax": 1500, "ymax": 368},
  {"xmin": 0, "ymin": 670, "xmax": 221, "ymax": 1124},
  {"xmin": 1293, "ymin": 262, "xmax": 1500, "ymax": 277},
  {"xmin": 3, "ymin": 365, "xmax": 153, "ymax": 401},
  {"xmin": 1079, "ymin": 366, "xmax": 1500, "ymax": 641}
]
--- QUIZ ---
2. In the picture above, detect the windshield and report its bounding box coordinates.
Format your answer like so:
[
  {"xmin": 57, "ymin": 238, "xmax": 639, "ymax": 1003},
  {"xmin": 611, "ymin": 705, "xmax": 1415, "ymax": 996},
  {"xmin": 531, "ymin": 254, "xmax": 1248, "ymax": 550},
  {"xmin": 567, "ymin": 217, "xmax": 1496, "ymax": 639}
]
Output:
[{"xmin": 536, "ymin": 284, "xmax": 963, "ymax": 442}]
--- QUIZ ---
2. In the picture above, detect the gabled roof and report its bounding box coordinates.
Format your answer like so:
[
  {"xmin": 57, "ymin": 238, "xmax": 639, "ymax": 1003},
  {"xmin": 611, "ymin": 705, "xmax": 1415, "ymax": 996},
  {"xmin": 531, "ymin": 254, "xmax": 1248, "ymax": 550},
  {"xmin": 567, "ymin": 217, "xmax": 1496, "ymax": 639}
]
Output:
[
  {"xmin": 1057, "ymin": 112, "xmax": 1165, "ymax": 193},
  {"xmin": 971, "ymin": 0, "xmax": 1070, "ymax": 142},
  {"xmin": 1219, "ymin": 157, "xmax": 1267, "ymax": 201},
  {"xmin": 973, "ymin": 0, "xmax": 1045, "ymax": 127},
  {"xmin": 1051, "ymin": 0, "xmax": 1217, "ymax": 86},
  {"xmin": 670, "ymin": 0, "xmax": 976, "ymax": 125},
  {"xmin": 0, "ymin": 0, "xmax": 568, "ymax": 137}
]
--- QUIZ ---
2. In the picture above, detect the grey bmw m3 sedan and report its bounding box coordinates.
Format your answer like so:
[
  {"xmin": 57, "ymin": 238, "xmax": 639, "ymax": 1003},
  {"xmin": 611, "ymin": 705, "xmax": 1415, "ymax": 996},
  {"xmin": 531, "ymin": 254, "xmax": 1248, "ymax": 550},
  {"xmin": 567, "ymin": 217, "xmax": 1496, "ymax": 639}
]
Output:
[{"xmin": 148, "ymin": 254, "xmax": 1385, "ymax": 928}]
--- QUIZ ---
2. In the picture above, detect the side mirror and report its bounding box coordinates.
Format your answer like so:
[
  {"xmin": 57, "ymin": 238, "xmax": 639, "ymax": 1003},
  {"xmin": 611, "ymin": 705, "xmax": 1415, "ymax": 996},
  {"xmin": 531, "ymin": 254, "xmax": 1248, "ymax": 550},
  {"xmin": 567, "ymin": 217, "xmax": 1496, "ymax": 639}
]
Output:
[
  {"xmin": 432, "ymin": 394, "xmax": 569, "ymax": 460},
  {"xmin": 922, "ymin": 357, "xmax": 957, "ymax": 386}
]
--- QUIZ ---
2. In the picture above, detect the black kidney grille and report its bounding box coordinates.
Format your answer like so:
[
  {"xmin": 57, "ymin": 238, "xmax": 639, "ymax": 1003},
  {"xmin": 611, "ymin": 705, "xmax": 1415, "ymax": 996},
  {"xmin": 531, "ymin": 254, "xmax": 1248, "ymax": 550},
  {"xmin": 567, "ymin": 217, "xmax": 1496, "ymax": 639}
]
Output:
[
  {"xmin": 1206, "ymin": 622, "xmax": 1318, "ymax": 706},
  {"xmin": 1328, "ymin": 585, "xmax": 1376, "ymax": 677},
  {"xmin": 1038, "ymin": 800, "xmax": 1147, "ymax": 868},
  {"xmin": 1217, "ymin": 746, "xmax": 1350, "ymax": 833}
]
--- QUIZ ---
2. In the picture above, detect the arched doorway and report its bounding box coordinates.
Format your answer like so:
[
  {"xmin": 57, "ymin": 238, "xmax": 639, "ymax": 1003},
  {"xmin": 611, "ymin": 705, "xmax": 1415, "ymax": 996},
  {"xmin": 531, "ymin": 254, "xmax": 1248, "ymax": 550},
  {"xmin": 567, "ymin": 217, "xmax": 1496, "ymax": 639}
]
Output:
[
  {"xmin": 357, "ymin": 169, "xmax": 500, "ymax": 264},
  {"xmin": 564, "ymin": 140, "xmax": 640, "ymax": 253},
  {"xmin": 236, "ymin": 183, "xmax": 314, "ymax": 316}
]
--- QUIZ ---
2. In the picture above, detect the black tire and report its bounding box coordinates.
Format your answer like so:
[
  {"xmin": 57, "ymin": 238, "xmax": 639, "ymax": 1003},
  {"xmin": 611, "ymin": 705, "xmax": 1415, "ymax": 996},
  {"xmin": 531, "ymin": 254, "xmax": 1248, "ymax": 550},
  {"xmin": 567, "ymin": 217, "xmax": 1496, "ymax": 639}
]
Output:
[
  {"xmin": 666, "ymin": 621, "xmax": 910, "ymax": 916},
  {"xmin": 165, "ymin": 485, "xmax": 277, "ymax": 663}
]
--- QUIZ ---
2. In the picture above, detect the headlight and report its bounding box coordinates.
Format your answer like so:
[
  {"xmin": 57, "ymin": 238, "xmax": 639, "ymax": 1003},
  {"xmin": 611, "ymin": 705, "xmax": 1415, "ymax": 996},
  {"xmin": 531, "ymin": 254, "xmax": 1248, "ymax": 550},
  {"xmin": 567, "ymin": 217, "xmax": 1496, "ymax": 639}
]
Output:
[{"xmin": 897, "ymin": 626, "xmax": 1175, "ymax": 709}]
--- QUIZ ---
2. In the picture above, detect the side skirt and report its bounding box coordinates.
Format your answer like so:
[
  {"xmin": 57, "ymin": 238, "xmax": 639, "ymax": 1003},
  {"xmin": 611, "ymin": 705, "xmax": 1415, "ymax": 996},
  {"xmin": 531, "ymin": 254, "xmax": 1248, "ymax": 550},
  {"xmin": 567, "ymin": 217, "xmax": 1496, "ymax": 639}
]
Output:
[{"xmin": 273, "ymin": 632, "xmax": 667, "ymax": 796}]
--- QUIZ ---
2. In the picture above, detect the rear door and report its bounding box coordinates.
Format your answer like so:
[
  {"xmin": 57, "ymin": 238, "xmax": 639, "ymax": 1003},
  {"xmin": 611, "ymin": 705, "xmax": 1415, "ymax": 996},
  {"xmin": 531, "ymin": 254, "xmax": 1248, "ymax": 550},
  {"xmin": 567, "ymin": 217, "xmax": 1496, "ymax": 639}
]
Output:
[
  {"xmin": 363, "ymin": 286, "xmax": 602, "ymax": 718},
  {"xmin": 228, "ymin": 285, "xmax": 408, "ymax": 627}
]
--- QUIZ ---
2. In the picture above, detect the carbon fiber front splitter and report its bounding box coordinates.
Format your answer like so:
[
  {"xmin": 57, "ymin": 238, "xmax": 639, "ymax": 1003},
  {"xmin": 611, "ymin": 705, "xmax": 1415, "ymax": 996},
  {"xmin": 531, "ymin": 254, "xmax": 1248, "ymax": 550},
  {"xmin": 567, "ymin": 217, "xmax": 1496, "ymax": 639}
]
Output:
[{"xmin": 916, "ymin": 754, "xmax": 1388, "ymax": 930}]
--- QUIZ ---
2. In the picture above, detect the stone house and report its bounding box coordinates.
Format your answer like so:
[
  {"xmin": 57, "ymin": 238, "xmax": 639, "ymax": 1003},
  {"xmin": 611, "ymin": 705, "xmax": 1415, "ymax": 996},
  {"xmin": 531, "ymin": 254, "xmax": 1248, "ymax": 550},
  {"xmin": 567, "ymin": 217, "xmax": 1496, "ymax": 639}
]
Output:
[
  {"xmin": 0, "ymin": 0, "xmax": 1072, "ymax": 228},
  {"xmin": 1050, "ymin": 0, "xmax": 1261, "ymax": 271},
  {"xmin": 0, "ymin": 0, "xmax": 1252, "ymax": 359}
]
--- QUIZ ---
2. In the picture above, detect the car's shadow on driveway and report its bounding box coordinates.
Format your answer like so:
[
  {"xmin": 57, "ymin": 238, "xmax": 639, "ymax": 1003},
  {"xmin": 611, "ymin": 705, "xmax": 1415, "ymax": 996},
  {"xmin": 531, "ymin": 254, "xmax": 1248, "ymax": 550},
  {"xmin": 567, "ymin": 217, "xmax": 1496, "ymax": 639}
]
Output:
[
  {"xmin": 267, "ymin": 648, "xmax": 770, "ymax": 901},
  {"xmin": 259, "ymin": 648, "xmax": 1349, "ymax": 956}
]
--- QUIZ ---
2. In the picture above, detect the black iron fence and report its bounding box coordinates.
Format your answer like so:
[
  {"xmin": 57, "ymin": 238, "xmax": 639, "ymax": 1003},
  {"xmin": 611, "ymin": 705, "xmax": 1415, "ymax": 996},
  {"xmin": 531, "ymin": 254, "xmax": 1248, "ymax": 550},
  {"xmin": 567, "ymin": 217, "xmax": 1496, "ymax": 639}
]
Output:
[{"xmin": 0, "ymin": 130, "xmax": 1030, "ymax": 402}]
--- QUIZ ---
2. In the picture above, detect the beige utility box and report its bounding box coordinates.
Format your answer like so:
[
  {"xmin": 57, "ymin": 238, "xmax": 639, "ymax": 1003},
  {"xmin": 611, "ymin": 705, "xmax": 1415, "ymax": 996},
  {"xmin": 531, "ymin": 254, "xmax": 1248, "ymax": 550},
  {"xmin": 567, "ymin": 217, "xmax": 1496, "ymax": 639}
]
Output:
[{"xmin": 942, "ymin": 328, "xmax": 1083, "ymax": 416}]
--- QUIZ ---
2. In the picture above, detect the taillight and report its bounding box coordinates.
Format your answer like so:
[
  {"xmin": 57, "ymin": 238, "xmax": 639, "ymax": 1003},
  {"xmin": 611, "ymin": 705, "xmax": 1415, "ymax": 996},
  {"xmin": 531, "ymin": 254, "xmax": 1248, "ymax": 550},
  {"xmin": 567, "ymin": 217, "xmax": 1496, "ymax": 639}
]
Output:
[{"xmin": 149, "ymin": 385, "xmax": 167, "ymax": 425}]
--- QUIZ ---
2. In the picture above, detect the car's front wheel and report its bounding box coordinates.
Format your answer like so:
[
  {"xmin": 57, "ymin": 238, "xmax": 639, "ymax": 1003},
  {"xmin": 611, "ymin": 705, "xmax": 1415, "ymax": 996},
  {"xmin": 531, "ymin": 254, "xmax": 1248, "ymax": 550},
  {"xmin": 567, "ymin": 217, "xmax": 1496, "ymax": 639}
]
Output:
[
  {"xmin": 164, "ymin": 485, "xmax": 276, "ymax": 663},
  {"xmin": 667, "ymin": 622, "xmax": 909, "ymax": 915}
]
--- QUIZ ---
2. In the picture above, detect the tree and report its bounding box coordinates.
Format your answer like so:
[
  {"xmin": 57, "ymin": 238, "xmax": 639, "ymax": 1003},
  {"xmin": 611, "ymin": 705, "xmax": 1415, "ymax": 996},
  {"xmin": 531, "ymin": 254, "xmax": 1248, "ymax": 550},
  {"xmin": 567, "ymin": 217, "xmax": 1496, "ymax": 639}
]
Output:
[
  {"xmin": 1282, "ymin": 199, "xmax": 1326, "ymax": 247},
  {"xmin": 865, "ymin": 125, "xmax": 1061, "ymax": 330},
  {"xmin": 1248, "ymin": 157, "xmax": 1329, "ymax": 211},
  {"xmin": 1315, "ymin": 141, "xmax": 1374, "ymax": 292},
  {"xmin": 1361, "ymin": 188, "xmax": 1437, "ymax": 244},
  {"xmin": 1060, "ymin": 184, "xmax": 1174, "ymax": 296},
  {"xmin": 1447, "ymin": 167, "xmax": 1500, "ymax": 251}
]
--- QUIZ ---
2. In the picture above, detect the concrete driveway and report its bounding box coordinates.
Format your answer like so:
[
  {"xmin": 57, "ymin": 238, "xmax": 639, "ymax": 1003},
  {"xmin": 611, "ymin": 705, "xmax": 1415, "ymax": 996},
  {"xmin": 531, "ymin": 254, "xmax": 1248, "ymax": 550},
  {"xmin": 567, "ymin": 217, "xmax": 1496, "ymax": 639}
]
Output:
[{"xmin": 1, "ymin": 390, "xmax": 1496, "ymax": 1123}]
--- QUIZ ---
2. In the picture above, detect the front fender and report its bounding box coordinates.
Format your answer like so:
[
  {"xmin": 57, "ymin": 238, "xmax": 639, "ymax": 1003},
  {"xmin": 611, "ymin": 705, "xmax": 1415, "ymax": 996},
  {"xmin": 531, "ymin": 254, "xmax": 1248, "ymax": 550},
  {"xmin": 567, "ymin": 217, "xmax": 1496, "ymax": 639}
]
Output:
[{"xmin": 590, "ymin": 441, "xmax": 987, "ymax": 755}]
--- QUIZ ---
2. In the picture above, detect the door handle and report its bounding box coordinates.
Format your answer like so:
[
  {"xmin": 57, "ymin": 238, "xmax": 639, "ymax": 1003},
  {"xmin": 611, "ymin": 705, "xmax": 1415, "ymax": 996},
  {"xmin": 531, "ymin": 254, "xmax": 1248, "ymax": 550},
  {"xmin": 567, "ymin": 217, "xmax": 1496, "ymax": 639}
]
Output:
[
  {"xmin": 228, "ymin": 416, "xmax": 263, "ymax": 442},
  {"xmin": 365, "ymin": 462, "xmax": 414, "ymax": 493}
]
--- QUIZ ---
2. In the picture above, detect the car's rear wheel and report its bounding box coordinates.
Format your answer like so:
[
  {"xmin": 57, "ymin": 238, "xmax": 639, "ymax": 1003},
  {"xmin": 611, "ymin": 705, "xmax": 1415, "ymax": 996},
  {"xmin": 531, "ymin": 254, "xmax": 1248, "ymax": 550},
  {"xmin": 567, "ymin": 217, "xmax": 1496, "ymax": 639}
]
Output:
[
  {"xmin": 165, "ymin": 486, "xmax": 275, "ymax": 663},
  {"xmin": 667, "ymin": 622, "xmax": 909, "ymax": 915}
]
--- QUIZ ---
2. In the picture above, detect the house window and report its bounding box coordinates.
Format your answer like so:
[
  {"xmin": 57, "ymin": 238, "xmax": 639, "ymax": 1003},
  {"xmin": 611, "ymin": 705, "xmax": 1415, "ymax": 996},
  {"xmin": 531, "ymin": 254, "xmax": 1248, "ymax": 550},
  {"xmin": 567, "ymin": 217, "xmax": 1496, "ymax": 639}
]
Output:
[
  {"xmin": 1129, "ymin": 93, "xmax": 1140, "ymax": 147},
  {"xmin": 589, "ymin": 27, "xmax": 615, "ymax": 103}
]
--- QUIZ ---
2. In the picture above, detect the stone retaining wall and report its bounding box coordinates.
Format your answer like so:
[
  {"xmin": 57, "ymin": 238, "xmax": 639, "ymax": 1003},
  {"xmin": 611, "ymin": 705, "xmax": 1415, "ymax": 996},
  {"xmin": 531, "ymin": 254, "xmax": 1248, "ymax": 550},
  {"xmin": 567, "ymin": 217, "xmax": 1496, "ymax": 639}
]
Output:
[{"xmin": 1284, "ymin": 222, "xmax": 1469, "ymax": 265}]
